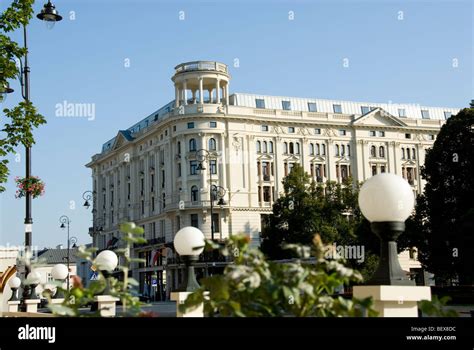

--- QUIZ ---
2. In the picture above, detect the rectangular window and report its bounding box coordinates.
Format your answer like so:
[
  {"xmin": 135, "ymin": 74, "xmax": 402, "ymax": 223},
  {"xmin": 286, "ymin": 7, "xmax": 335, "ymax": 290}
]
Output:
[
  {"xmin": 339, "ymin": 129, "xmax": 347, "ymax": 136},
  {"xmin": 263, "ymin": 186, "xmax": 271, "ymax": 202},
  {"xmin": 378, "ymin": 131, "xmax": 385, "ymax": 137},
  {"xmin": 369, "ymin": 130, "xmax": 376, "ymax": 137},
  {"xmin": 212, "ymin": 213, "xmax": 220, "ymax": 233},
  {"xmin": 187, "ymin": 122, "xmax": 195, "ymax": 129},
  {"xmin": 190, "ymin": 214, "xmax": 199, "ymax": 228},
  {"xmin": 405, "ymin": 133, "xmax": 411, "ymax": 139},
  {"xmin": 141, "ymin": 200, "xmax": 145, "ymax": 215},
  {"xmin": 428, "ymin": 134, "xmax": 435, "ymax": 140},
  {"xmin": 190, "ymin": 161, "xmax": 198, "ymax": 175},
  {"xmin": 444, "ymin": 111, "xmax": 452, "ymax": 119},
  {"xmin": 372, "ymin": 165, "xmax": 377, "ymax": 176},
  {"xmin": 361, "ymin": 106, "xmax": 370, "ymax": 115},
  {"xmin": 151, "ymin": 197, "xmax": 155, "ymax": 212},
  {"xmin": 210, "ymin": 160, "xmax": 217, "ymax": 174},
  {"xmin": 255, "ymin": 99, "xmax": 266, "ymax": 109},
  {"xmin": 262, "ymin": 162, "xmax": 269, "ymax": 177},
  {"xmin": 177, "ymin": 163, "xmax": 181, "ymax": 177},
  {"xmin": 288, "ymin": 127, "xmax": 295, "ymax": 133},
  {"xmin": 282, "ymin": 100, "xmax": 291, "ymax": 111},
  {"xmin": 398, "ymin": 109, "xmax": 406, "ymax": 118},
  {"xmin": 209, "ymin": 121, "xmax": 217, "ymax": 128},
  {"xmin": 333, "ymin": 104, "xmax": 342, "ymax": 114},
  {"xmin": 308, "ymin": 102, "xmax": 317, "ymax": 112},
  {"xmin": 421, "ymin": 110, "xmax": 430, "ymax": 119},
  {"xmin": 261, "ymin": 125, "xmax": 269, "ymax": 132},
  {"xmin": 314, "ymin": 128, "xmax": 321, "ymax": 135},
  {"xmin": 381, "ymin": 166, "xmax": 386, "ymax": 173}
]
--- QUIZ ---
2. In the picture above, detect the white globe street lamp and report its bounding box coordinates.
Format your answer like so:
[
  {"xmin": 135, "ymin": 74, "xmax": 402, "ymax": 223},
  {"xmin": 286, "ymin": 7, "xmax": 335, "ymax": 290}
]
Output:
[
  {"xmin": 94, "ymin": 250, "xmax": 118, "ymax": 295},
  {"xmin": 173, "ymin": 226, "xmax": 205, "ymax": 292},
  {"xmin": 358, "ymin": 173, "xmax": 415, "ymax": 285},
  {"xmin": 25, "ymin": 270, "xmax": 41, "ymax": 299},
  {"xmin": 8, "ymin": 276, "xmax": 21, "ymax": 302},
  {"xmin": 51, "ymin": 263, "xmax": 69, "ymax": 298}
]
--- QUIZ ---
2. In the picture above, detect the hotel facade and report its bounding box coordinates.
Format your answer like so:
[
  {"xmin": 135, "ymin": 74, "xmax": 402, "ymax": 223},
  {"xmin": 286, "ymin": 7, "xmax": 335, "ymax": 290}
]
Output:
[{"xmin": 86, "ymin": 61, "xmax": 460, "ymax": 299}]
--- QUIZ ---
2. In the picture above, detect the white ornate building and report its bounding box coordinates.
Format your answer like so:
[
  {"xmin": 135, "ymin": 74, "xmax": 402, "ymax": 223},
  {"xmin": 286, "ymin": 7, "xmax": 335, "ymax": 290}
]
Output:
[{"xmin": 86, "ymin": 61, "xmax": 459, "ymax": 298}]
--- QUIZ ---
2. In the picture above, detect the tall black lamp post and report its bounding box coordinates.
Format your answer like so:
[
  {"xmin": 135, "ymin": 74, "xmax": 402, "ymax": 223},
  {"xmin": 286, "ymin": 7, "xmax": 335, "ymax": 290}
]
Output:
[
  {"xmin": 0, "ymin": 2, "xmax": 62, "ymax": 301},
  {"xmin": 358, "ymin": 173, "xmax": 415, "ymax": 286},
  {"xmin": 59, "ymin": 215, "xmax": 71, "ymax": 290}
]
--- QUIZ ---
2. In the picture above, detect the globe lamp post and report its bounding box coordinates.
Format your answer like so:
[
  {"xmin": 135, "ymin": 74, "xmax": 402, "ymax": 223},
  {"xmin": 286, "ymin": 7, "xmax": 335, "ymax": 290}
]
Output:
[
  {"xmin": 8, "ymin": 277, "xmax": 21, "ymax": 302},
  {"xmin": 51, "ymin": 263, "xmax": 69, "ymax": 299},
  {"xmin": 358, "ymin": 173, "xmax": 415, "ymax": 286},
  {"xmin": 173, "ymin": 226, "xmax": 205, "ymax": 292},
  {"xmin": 94, "ymin": 250, "xmax": 118, "ymax": 295}
]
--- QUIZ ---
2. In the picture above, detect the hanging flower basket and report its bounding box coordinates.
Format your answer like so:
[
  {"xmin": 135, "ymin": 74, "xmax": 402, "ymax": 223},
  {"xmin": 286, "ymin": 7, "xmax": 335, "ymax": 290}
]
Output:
[{"xmin": 14, "ymin": 176, "xmax": 45, "ymax": 199}]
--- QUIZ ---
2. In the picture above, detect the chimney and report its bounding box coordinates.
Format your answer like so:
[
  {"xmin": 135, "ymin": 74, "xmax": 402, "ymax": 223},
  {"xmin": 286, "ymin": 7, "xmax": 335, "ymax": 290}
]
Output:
[{"xmin": 56, "ymin": 244, "xmax": 63, "ymax": 249}]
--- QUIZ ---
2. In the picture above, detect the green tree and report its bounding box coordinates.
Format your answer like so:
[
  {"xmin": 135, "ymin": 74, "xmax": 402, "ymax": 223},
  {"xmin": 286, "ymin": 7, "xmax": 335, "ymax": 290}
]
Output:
[
  {"xmin": 260, "ymin": 164, "xmax": 378, "ymax": 280},
  {"xmin": 0, "ymin": 0, "xmax": 46, "ymax": 192},
  {"xmin": 403, "ymin": 107, "xmax": 474, "ymax": 285}
]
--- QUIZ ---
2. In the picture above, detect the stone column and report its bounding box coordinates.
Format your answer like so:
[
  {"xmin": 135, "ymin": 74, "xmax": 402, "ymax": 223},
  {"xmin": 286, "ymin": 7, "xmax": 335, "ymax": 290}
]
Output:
[
  {"xmin": 225, "ymin": 83, "xmax": 229, "ymax": 105},
  {"xmin": 183, "ymin": 80, "xmax": 188, "ymax": 105},
  {"xmin": 199, "ymin": 78, "xmax": 204, "ymax": 105},
  {"xmin": 175, "ymin": 85, "xmax": 179, "ymax": 107},
  {"xmin": 215, "ymin": 79, "xmax": 220, "ymax": 104}
]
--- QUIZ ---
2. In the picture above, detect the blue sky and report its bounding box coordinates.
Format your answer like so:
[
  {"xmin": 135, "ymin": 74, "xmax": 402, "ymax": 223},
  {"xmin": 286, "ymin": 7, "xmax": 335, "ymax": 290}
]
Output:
[{"xmin": 0, "ymin": 0, "xmax": 472, "ymax": 249}]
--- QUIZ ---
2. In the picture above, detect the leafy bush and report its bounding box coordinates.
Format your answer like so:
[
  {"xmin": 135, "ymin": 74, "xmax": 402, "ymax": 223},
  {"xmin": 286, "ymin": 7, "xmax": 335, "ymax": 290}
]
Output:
[
  {"xmin": 47, "ymin": 222, "xmax": 147, "ymax": 317},
  {"xmin": 182, "ymin": 234, "xmax": 376, "ymax": 317}
]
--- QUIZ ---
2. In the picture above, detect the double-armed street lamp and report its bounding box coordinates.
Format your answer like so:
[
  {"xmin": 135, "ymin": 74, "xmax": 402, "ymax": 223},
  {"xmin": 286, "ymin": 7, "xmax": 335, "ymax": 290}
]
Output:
[
  {"xmin": 0, "ymin": 2, "xmax": 63, "ymax": 301},
  {"xmin": 358, "ymin": 173, "xmax": 415, "ymax": 286},
  {"xmin": 195, "ymin": 149, "xmax": 226, "ymax": 241},
  {"xmin": 173, "ymin": 226, "xmax": 205, "ymax": 292},
  {"xmin": 59, "ymin": 215, "xmax": 71, "ymax": 290}
]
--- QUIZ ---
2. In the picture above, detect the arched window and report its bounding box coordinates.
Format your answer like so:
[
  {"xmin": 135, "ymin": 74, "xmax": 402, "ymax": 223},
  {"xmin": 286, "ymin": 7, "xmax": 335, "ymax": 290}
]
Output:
[
  {"xmin": 289, "ymin": 142, "xmax": 294, "ymax": 154},
  {"xmin": 370, "ymin": 145, "xmax": 376, "ymax": 157},
  {"xmin": 283, "ymin": 142, "xmax": 288, "ymax": 154},
  {"xmin": 379, "ymin": 146, "xmax": 385, "ymax": 158},
  {"xmin": 412, "ymin": 148, "xmax": 416, "ymax": 160},
  {"xmin": 269, "ymin": 141, "xmax": 274, "ymax": 153},
  {"xmin": 189, "ymin": 138, "xmax": 196, "ymax": 152},
  {"xmin": 191, "ymin": 185, "xmax": 199, "ymax": 202},
  {"xmin": 263, "ymin": 141, "xmax": 268, "ymax": 153},
  {"xmin": 208, "ymin": 138, "xmax": 217, "ymax": 151},
  {"xmin": 316, "ymin": 144, "xmax": 320, "ymax": 155},
  {"xmin": 296, "ymin": 143, "xmax": 300, "ymax": 154},
  {"xmin": 347, "ymin": 145, "xmax": 351, "ymax": 157},
  {"xmin": 177, "ymin": 141, "xmax": 181, "ymax": 155},
  {"xmin": 321, "ymin": 144, "xmax": 326, "ymax": 155},
  {"xmin": 402, "ymin": 148, "xmax": 405, "ymax": 159},
  {"xmin": 256, "ymin": 141, "xmax": 261, "ymax": 153},
  {"xmin": 335, "ymin": 144, "xmax": 340, "ymax": 156},
  {"xmin": 309, "ymin": 143, "xmax": 314, "ymax": 155},
  {"xmin": 341, "ymin": 145, "xmax": 345, "ymax": 156}
]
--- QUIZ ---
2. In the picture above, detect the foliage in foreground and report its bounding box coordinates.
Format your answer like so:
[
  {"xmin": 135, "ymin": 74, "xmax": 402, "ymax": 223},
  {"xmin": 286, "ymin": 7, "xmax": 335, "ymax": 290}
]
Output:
[
  {"xmin": 182, "ymin": 234, "xmax": 377, "ymax": 317},
  {"xmin": 46, "ymin": 222, "xmax": 148, "ymax": 317},
  {"xmin": 419, "ymin": 296, "xmax": 459, "ymax": 317}
]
